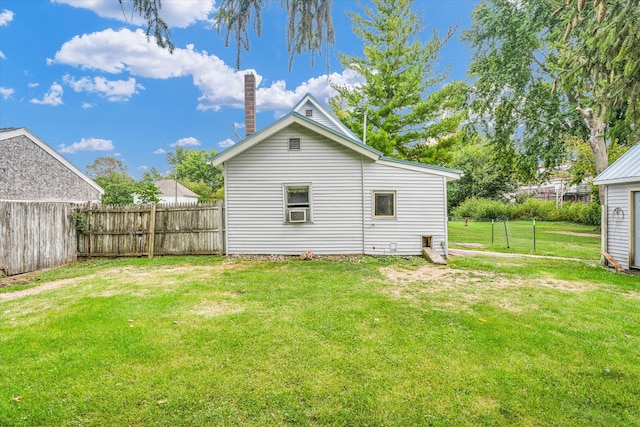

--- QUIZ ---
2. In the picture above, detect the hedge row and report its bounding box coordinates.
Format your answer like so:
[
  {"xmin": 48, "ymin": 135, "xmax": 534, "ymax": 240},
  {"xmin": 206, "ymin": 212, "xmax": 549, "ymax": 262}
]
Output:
[{"xmin": 451, "ymin": 198, "xmax": 601, "ymax": 226}]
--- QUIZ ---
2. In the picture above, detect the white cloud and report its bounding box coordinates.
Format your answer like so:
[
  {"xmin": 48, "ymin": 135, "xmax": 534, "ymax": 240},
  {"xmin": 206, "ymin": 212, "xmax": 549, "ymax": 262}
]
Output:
[
  {"xmin": 63, "ymin": 74, "xmax": 143, "ymax": 101},
  {"xmin": 82, "ymin": 102, "xmax": 95, "ymax": 109},
  {"xmin": 218, "ymin": 138, "xmax": 236, "ymax": 148},
  {"xmin": 28, "ymin": 82, "xmax": 39, "ymax": 88},
  {"xmin": 0, "ymin": 51, "xmax": 5, "ymax": 60},
  {"xmin": 51, "ymin": 0, "xmax": 215, "ymax": 27},
  {"xmin": 0, "ymin": 9, "xmax": 14, "ymax": 26},
  {"xmin": 138, "ymin": 165, "xmax": 149, "ymax": 171},
  {"xmin": 58, "ymin": 137, "xmax": 114, "ymax": 153},
  {"xmin": 51, "ymin": 28, "xmax": 360, "ymax": 115},
  {"xmin": 0, "ymin": 87, "xmax": 15, "ymax": 99},
  {"xmin": 170, "ymin": 137, "xmax": 200, "ymax": 148},
  {"xmin": 30, "ymin": 83, "xmax": 64, "ymax": 106},
  {"xmin": 154, "ymin": 148, "xmax": 166, "ymax": 154}
]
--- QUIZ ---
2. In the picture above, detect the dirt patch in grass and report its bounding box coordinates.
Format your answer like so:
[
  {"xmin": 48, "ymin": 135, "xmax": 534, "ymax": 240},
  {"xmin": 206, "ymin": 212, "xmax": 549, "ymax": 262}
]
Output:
[
  {"xmin": 453, "ymin": 243, "xmax": 487, "ymax": 248},
  {"xmin": 0, "ymin": 277, "xmax": 85, "ymax": 302},
  {"xmin": 380, "ymin": 264, "xmax": 595, "ymax": 292},
  {"xmin": 193, "ymin": 299, "xmax": 245, "ymax": 317},
  {"xmin": 379, "ymin": 264, "xmax": 597, "ymax": 313},
  {"xmin": 623, "ymin": 291, "xmax": 640, "ymax": 300},
  {"xmin": 0, "ymin": 263, "xmax": 244, "ymax": 302},
  {"xmin": 549, "ymin": 231, "xmax": 600, "ymax": 238}
]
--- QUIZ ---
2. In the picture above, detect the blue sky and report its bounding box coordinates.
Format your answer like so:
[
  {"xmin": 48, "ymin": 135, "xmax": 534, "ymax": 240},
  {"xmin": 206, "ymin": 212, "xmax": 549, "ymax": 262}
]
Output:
[{"xmin": 0, "ymin": 0, "xmax": 478, "ymax": 179}]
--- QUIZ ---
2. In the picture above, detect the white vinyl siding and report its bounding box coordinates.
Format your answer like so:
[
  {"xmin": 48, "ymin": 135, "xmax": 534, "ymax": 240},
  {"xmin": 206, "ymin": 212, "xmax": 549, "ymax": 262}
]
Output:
[
  {"xmin": 604, "ymin": 182, "xmax": 640, "ymax": 269},
  {"xmin": 225, "ymin": 123, "xmax": 363, "ymax": 254},
  {"xmin": 295, "ymin": 100, "xmax": 338, "ymax": 131},
  {"xmin": 363, "ymin": 162, "xmax": 448, "ymax": 256}
]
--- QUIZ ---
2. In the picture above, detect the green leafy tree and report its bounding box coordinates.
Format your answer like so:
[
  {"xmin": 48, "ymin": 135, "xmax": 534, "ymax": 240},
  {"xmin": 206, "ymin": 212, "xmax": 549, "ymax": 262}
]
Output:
[
  {"xmin": 135, "ymin": 172, "xmax": 161, "ymax": 204},
  {"xmin": 85, "ymin": 156, "xmax": 129, "ymax": 179},
  {"xmin": 141, "ymin": 167, "xmax": 164, "ymax": 182},
  {"xmin": 552, "ymin": 0, "xmax": 640, "ymax": 131},
  {"xmin": 329, "ymin": 0, "xmax": 462, "ymax": 164},
  {"xmin": 166, "ymin": 147, "xmax": 224, "ymax": 202},
  {"xmin": 463, "ymin": 0, "xmax": 636, "ymax": 199},
  {"xmin": 447, "ymin": 134, "xmax": 516, "ymax": 209},
  {"xmin": 96, "ymin": 172, "xmax": 136, "ymax": 205},
  {"xmin": 126, "ymin": 0, "xmax": 334, "ymax": 69}
]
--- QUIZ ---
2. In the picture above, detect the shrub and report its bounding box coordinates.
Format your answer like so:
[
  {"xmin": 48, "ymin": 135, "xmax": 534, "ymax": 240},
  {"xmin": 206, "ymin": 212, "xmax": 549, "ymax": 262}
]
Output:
[{"xmin": 451, "ymin": 197, "xmax": 600, "ymax": 225}]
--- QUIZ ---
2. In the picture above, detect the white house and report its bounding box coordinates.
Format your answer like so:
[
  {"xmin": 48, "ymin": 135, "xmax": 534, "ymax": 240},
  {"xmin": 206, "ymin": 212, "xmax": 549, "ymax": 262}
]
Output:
[
  {"xmin": 593, "ymin": 142, "xmax": 640, "ymax": 270},
  {"xmin": 211, "ymin": 93, "xmax": 463, "ymax": 257},
  {"xmin": 154, "ymin": 179, "xmax": 200, "ymax": 204}
]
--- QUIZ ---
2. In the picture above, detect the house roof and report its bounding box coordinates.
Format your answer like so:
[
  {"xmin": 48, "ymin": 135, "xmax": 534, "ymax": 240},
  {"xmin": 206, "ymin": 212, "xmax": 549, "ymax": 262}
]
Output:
[
  {"xmin": 211, "ymin": 94, "xmax": 463, "ymax": 181},
  {"xmin": 0, "ymin": 127, "xmax": 104, "ymax": 195},
  {"xmin": 593, "ymin": 142, "xmax": 640, "ymax": 186},
  {"xmin": 155, "ymin": 179, "xmax": 200, "ymax": 198}
]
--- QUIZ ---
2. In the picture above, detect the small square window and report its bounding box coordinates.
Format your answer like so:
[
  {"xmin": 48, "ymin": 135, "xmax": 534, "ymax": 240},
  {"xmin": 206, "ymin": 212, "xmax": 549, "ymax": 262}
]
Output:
[
  {"xmin": 288, "ymin": 138, "xmax": 301, "ymax": 150},
  {"xmin": 373, "ymin": 191, "xmax": 396, "ymax": 218},
  {"xmin": 305, "ymin": 109, "xmax": 313, "ymax": 117}
]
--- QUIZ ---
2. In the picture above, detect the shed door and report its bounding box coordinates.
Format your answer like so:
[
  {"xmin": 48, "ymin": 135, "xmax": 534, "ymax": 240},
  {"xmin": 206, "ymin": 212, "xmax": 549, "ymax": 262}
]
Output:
[{"xmin": 634, "ymin": 191, "xmax": 640, "ymax": 268}]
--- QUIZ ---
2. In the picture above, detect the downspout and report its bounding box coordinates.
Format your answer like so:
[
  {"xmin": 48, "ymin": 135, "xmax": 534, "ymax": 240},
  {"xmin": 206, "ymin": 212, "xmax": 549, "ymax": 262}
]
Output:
[
  {"xmin": 361, "ymin": 155, "xmax": 366, "ymax": 254},
  {"xmin": 223, "ymin": 165, "xmax": 229, "ymax": 256},
  {"xmin": 443, "ymin": 176, "xmax": 449, "ymax": 258},
  {"xmin": 601, "ymin": 185, "xmax": 607, "ymax": 266}
]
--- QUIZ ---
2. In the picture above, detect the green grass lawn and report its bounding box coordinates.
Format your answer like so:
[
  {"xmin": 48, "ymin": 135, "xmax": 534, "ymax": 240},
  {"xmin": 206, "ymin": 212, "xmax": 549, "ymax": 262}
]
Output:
[
  {"xmin": 449, "ymin": 220, "xmax": 601, "ymax": 259},
  {"xmin": 1, "ymin": 255, "xmax": 638, "ymax": 426}
]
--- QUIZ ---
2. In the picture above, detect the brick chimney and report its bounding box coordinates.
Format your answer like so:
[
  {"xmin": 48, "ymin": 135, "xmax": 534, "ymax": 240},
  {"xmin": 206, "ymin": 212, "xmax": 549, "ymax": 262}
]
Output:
[{"xmin": 244, "ymin": 73, "xmax": 256, "ymax": 136}]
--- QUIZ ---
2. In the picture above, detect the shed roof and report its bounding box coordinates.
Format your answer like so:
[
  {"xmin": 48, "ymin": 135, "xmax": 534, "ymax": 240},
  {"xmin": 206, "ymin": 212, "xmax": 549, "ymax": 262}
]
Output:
[{"xmin": 593, "ymin": 142, "xmax": 640, "ymax": 186}]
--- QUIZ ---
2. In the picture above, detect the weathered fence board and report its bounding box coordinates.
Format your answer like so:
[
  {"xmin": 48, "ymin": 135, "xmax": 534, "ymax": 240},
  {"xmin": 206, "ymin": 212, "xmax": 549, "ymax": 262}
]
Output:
[
  {"xmin": 0, "ymin": 202, "xmax": 78, "ymax": 276},
  {"xmin": 76, "ymin": 202, "xmax": 224, "ymax": 257}
]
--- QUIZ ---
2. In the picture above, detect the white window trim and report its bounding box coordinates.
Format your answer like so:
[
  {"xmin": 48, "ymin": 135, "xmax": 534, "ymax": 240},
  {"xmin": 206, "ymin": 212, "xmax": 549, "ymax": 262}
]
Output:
[
  {"xmin": 283, "ymin": 183, "xmax": 313, "ymax": 224},
  {"xmin": 373, "ymin": 190, "xmax": 396, "ymax": 219}
]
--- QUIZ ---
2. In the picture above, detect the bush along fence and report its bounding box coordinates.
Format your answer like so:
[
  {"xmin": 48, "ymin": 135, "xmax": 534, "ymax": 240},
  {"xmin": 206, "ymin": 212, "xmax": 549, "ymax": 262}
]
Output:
[
  {"xmin": 0, "ymin": 201, "xmax": 78, "ymax": 276},
  {"xmin": 75, "ymin": 202, "xmax": 225, "ymax": 258},
  {"xmin": 451, "ymin": 198, "xmax": 601, "ymax": 226},
  {"xmin": 0, "ymin": 201, "xmax": 225, "ymax": 277}
]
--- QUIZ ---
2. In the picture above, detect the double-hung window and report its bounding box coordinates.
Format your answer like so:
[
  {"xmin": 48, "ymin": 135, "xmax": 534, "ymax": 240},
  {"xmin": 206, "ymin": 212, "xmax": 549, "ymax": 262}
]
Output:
[
  {"xmin": 284, "ymin": 184, "xmax": 312, "ymax": 223},
  {"xmin": 373, "ymin": 191, "xmax": 396, "ymax": 219}
]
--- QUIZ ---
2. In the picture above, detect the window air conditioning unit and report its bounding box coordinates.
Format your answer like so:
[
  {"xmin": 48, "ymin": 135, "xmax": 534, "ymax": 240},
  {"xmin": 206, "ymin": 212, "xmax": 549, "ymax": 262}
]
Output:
[{"xmin": 288, "ymin": 209, "xmax": 307, "ymax": 223}]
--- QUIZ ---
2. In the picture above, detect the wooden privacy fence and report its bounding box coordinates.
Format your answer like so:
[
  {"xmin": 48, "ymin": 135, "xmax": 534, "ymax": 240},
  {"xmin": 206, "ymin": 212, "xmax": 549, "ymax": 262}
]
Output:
[
  {"xmin": 0, "ymin": 201, "xmax": 78, "ymax": 276},
  {"xmin": 76, "ymin": 202, "xmax": 225, "ymax": 257}
]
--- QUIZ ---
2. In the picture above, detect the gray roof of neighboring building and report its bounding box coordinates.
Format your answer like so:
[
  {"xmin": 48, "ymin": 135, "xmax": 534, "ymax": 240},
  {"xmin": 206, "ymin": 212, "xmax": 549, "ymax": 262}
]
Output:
[
  {"xmin": 593, "ymin": 142, "xmax": 640, "ymax": 185},
  {"xmin": 155, "ymin": 180, "xmax": 200, "ymax": 198}
]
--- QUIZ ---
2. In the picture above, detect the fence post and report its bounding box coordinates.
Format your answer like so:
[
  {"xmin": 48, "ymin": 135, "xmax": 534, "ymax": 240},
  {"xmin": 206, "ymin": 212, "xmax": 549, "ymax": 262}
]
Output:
[
  {"xmin": 148, "ymin": 203, "xmax": 156, "ymax": 259},
  {"xmin": 533, "ymin": 219, "xmax": 536, "ymax": 252},
  {"xmin": 87, "ymin": 201, "xmax": 93, "ymax": 258},
  {"xmin": 491, "ymin": 219, "xmax": 494, "ymax": 245},
  {"xmin": 504, "ymin": 219, "xmax": 510, "ymax": 249}
]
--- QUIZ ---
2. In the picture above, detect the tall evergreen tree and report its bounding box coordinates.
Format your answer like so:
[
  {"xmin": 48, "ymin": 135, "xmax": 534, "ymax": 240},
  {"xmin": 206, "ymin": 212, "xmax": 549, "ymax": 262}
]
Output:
[{"xmin": 329, "ymin": 0, "xmax": 463, "ymax": 164}]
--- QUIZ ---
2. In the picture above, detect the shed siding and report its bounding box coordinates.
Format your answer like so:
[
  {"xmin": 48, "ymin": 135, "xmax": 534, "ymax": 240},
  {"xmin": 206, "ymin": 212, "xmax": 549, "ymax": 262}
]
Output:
[
  {"xmin": 0, "ymin": 134, "xmax": 101, "ymax": 202},
  {"xmin": 363, "ymin": 163, "xmax": 447, "ymax": 256},
  {"xmin": 604, "ymin": 182, "xmax": 640, "ymax": 269},
  {"xmin": 225, "ymin": 123, "xmax": 364, "ymax": 254}
]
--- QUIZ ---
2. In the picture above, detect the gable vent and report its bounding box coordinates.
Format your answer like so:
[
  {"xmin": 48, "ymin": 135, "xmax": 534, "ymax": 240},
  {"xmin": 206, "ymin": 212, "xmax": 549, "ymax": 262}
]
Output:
[
  {"xmin": 288, "ymin": 138, "xmax": 301, "ymax": 150},
  {"xmin": 305, "ymin": 109, "xmax": 313, "ymax": 117}
]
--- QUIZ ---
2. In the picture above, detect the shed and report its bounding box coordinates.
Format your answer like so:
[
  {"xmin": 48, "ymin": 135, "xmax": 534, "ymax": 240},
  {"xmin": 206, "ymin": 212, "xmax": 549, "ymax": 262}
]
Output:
[
  {"xmin": 593, "ymin": 142, "xmax": 640, "ymax": 270},
  {"xmin": 211, "ymin": 94, "xmax": 463, "ymax": 257},
  {"xmin": 0, "ymin": 127, "xmax": 103, "ymax": 203}
]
